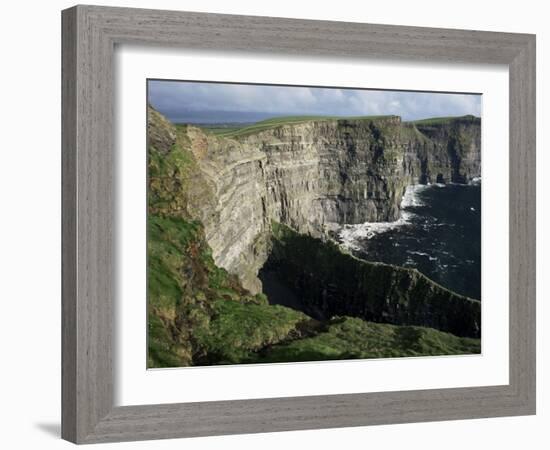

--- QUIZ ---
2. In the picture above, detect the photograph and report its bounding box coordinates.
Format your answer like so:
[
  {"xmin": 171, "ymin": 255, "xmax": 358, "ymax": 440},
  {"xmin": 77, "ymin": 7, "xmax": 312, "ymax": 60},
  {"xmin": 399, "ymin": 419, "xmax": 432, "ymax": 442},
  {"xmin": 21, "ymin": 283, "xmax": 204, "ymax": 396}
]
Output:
[
  {"xmin": 146, "ymin": 80, "xmax": 482, "ymax": 368},
  {"xmin": 2, "ymin": 1, "xmax": 543, "ymax": 447}
]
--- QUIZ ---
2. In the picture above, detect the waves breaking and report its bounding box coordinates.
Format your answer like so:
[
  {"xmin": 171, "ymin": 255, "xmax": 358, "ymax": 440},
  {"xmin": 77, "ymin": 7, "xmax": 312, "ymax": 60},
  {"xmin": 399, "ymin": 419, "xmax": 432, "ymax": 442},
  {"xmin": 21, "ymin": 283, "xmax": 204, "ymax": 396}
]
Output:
[{"xmin": 338, "ymin": 184, "xmax": 428, "ymax": 251}]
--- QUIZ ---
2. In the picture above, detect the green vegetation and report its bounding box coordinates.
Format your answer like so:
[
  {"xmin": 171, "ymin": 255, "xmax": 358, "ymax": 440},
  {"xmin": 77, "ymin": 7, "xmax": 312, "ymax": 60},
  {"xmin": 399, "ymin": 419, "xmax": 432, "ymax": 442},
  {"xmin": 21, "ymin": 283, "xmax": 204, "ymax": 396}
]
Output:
[
  {"xmin": 194, "ymin": 299, "xmax": 314, "ymax": 365},
  {"xmin": 408, "ymin": 115, "xmax": 480, "ymax": 126},
  {"xmin": 147, "ymin": 211, "xmax": 314, "ymax": 367},
  {"xmin": 147, "ymin": 108, "xmax": 315, "ymax": 368},
  {"xmin": 148, "ymin": 209, "xmax": 481, "ymax": 367},
  {"xmin": 199, "ymin": 126, "xmax": 245, "ymax": 135},
  {"xmin": 204, "ymin": 114, "xmax": 399, "ymax": 139},
  {"xmin": 246, "ymin": 317, "xmax": 480, "ymax": 363}
]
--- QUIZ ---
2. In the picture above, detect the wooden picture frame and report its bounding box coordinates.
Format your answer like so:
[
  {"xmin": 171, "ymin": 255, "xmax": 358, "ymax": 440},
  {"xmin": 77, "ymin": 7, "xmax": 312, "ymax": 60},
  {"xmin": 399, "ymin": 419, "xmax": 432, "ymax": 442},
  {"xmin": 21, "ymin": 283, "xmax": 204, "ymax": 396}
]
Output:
[{"xmin": 61, "ymin": 5, "xmax": 536, "ymax": 444}]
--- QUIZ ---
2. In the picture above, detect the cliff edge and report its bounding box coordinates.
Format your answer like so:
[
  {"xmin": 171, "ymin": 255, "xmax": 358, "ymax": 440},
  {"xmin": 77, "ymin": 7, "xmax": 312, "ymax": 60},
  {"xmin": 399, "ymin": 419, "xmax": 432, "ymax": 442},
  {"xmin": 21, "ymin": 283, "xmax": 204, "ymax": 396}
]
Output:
[{"xmin": 152, "ymin": 109, "xmax": 480, "ymax": 293}]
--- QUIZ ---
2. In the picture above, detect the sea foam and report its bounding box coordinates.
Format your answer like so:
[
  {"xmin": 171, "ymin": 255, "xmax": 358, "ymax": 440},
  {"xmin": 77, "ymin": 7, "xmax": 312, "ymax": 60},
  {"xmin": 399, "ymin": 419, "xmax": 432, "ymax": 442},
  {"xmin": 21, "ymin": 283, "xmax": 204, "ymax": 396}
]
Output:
[{"xmin": 338, "ymin": 184, "xmax": 427, "ymax": 251}]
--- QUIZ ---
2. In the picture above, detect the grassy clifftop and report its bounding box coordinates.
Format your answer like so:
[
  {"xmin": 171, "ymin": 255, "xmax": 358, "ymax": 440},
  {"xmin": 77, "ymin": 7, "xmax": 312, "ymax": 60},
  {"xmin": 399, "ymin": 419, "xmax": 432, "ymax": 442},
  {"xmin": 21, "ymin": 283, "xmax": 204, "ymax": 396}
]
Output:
[
  {"xmin": 203, "ymin": 114, "xmax": 400, "ymax": 138},
  {"xmin": 201, "ymin": 114, "xmax": 480, "ymax": 139},
  {"xmin": 408, "ymin": 114, "xmax": 480, "ymax": 126}
]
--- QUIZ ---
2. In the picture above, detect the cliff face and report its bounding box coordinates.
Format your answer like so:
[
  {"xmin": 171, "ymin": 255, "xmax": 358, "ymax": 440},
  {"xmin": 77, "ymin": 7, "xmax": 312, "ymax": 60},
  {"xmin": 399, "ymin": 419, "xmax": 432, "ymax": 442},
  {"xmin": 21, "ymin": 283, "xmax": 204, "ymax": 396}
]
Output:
[
  {"xmin": 266, "ymin": 224, "xmax": 480, "ymax": 338},
  {"xmin": 414, "ymin": 116, "xmax": 481, "ymax": 184},
  {"xmin": 177, "ymin": 113, "xmax": 480, "ymax": 293}
]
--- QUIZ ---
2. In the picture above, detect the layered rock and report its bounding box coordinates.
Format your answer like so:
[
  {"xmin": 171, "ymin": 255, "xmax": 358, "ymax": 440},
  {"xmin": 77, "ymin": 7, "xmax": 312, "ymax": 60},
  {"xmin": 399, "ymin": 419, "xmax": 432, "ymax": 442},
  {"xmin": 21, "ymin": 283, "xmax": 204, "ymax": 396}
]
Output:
[
  {"xmin": 414, "ymin": 116, "xmax": 481, "ymax": 184},
  {"xmin": 176, "ymin": 113, "xmax": 480, "ymax": 293}
]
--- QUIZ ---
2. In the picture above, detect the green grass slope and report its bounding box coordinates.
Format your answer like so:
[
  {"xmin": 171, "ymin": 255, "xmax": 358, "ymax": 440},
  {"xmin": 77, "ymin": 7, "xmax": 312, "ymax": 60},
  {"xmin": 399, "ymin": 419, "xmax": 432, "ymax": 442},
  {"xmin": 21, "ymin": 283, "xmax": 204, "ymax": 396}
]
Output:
[{"xmin": 246, "ymin": 316, "xmax": 480, "ymax": 363}]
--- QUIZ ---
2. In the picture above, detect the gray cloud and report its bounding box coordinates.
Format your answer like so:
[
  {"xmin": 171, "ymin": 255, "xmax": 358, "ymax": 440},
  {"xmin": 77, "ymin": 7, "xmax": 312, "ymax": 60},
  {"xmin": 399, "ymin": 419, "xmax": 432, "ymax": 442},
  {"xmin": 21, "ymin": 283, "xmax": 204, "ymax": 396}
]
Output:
[{"xmin": 148, "ymin": 80, "xmax": 481, "ymax": 124}]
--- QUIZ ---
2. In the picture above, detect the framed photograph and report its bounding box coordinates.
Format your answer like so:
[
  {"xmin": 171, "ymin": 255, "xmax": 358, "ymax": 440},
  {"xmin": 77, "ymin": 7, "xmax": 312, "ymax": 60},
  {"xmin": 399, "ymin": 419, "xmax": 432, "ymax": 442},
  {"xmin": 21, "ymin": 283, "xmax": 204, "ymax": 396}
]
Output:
[{"xmin": 62, "ymin": 5, "xmax": 536, "ymax": 444}]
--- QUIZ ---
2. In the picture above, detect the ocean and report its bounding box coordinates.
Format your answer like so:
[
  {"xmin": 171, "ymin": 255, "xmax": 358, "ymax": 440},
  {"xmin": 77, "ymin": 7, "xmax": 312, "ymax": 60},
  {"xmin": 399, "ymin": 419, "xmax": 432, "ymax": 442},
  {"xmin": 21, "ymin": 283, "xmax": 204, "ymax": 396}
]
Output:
[{"xmin": 339, "ymin": 183, "xmax": 481, "ymax": 300}]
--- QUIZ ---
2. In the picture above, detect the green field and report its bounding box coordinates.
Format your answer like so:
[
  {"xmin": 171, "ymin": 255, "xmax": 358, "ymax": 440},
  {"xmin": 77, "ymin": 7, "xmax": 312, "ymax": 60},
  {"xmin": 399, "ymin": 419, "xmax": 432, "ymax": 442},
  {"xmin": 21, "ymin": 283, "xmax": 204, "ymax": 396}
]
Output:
[{"xmin": 245, "ymin": 316, "xmax": 481, "ymax": 364}]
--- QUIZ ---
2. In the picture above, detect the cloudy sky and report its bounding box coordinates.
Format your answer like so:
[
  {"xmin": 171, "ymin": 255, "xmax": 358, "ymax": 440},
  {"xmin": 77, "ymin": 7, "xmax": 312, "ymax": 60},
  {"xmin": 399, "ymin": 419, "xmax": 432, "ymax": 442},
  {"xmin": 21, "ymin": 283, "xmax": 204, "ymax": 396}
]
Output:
[{"xmin": 148, "ymin": 80, "xmax": 481, "ymax": 124}]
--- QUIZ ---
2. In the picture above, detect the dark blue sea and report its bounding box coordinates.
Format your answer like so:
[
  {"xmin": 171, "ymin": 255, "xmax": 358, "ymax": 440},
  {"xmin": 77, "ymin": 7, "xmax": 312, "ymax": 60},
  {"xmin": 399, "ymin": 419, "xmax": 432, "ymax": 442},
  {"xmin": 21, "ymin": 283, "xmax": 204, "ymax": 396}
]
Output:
[{"xmin": 339, "ymin": 183, "xmax": 481, "ymax": 300}]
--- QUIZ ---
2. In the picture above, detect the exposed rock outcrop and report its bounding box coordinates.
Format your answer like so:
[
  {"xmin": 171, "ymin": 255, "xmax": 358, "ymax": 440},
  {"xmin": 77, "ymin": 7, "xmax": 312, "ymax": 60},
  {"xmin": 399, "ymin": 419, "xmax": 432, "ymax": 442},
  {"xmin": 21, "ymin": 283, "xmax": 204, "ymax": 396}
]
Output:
[
  {"xmin": 170, "ymin": 111, "xmax": 480, "ymax": 293},
  {"xmin": 414, "ymin": 116, "xmax": 481, "ymax": 184}
]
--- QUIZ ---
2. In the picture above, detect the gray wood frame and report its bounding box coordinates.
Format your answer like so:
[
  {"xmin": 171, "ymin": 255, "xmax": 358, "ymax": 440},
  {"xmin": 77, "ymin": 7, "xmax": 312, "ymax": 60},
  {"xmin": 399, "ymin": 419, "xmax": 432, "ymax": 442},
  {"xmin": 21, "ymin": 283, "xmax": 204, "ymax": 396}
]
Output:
[{"xmin": 62, "ymin": 4, "xmax": 536, "ymax": 444}]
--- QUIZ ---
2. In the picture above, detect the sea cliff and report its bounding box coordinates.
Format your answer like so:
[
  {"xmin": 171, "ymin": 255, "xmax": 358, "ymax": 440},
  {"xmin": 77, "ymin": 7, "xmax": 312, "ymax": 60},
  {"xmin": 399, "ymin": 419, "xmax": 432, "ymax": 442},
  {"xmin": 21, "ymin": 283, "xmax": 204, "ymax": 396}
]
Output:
[
  {"xmin": 164, "ymin": 110, "xmax": 481, "ymax": 293},
  {"xmin": 147, "ymin": 108, "xmax": 481, "ymax": 367}
]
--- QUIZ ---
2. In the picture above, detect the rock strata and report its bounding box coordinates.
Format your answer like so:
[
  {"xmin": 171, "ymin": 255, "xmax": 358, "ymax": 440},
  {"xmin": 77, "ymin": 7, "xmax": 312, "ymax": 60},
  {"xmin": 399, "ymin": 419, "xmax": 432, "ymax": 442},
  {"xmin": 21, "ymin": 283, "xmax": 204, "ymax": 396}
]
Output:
[{"xmin": 169, "ymin": 111, "xmax": 481, "ymax": 293}]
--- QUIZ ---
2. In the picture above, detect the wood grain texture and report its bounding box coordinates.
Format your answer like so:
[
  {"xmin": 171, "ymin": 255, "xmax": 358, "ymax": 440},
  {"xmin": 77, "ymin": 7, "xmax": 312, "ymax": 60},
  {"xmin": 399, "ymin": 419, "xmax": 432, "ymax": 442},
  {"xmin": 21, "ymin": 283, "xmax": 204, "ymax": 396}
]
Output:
[
  {"xmin": 61, "ymin": 7, "xmax": 77, "ymax": 443},
  {"xmin": 508, "ymin": 36, "xmax": 536, "ymax": 408},
  {"xmin": 61, "ymin": 4, "xmax": 536, "ymax": 444},
  {"xmin": 62, "ymin": 5, "xmax": 114, "ymax": 442}
]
